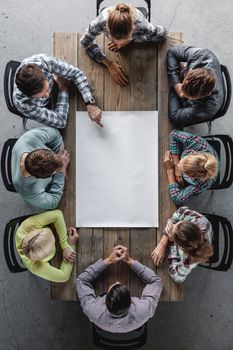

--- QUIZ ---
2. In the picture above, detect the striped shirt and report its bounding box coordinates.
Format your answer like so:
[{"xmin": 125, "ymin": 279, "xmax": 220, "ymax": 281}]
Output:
[
  {"xmin": 80, "ymin": 7, "xmax": 168, "ymax": 62},
  {"xmin": 13, "ymin": 54, "xmax": 94, "ymax": 128},
  {"xmin": 168, "ymin": 129, "xmax": 219, "ymax": 205},
  {"xmin": 166, "ymin": 206, "xmax": 212, "ymax": 283}
]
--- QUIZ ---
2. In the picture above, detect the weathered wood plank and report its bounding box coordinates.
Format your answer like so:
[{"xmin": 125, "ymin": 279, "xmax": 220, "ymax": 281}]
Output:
[
  {"xmin": 157, "ymin": 33, "xmax": 183, "ymax": 301},
  {"xmin": 52, "ymin": 32, "xmax": 78, "ymax": 300}
]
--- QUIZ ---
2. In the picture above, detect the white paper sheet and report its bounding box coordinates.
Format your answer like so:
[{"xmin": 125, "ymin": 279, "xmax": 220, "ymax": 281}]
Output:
[{"xmin": 76, "ymin": 111, "xmax": 158, "ymax": 227}]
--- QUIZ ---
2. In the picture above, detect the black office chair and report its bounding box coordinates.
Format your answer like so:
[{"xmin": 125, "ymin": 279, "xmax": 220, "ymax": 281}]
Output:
[
  {"xmin": 207, "ymin": 64, "xmax": 231, "ymax": 129},
  {"xmin": 93, "ymin": 323, "xmax": 147, "ymax": 349},
  {"xmin": 1, "ymin": 138, "xmax": 18, "ymax": 192},
  {"xmin": 3, "ymin": 215, "xmax": 30, "ymax": 273},
  {"xmin": 199, "ymin": 213, "xmax": 233, "ymax": 271},
  {"xmin": 203, "ymin": 134, "xmax": 233, "ymax": 189},
  {"xmin": 96, "ymin": 0, "xmax": 151, "ymax": 21},
  {"xmin": 4, "ymin": 60, "xmax": 28, "ymax": 128}
]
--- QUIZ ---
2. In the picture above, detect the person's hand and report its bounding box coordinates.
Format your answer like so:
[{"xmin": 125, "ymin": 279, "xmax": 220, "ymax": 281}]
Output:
[
  {"xmin": 86, "ymin": 104, "xmax": 103, "ymax": 127},
  {"xmin": 174, "ymin": 164, "xmax": 184, "ymax": 187},
  {"xmin": 164, "ymin": 151, "xmax": 174, "ymax": 171},
  {"xmin": 104, "ymin": 246, "xmax": 125, "ymax": 265},
  {"xmin": 53, "ymin": 74, "xmax": 70, "ymax": 90},
  {"xmin": 173, "ymin": 83, "xmax": 183, "ymax": 98},
  {"xmin": 164, "ymin": 220, "xmax": 174, "ymax": 236},
  {"xmin": 114, "ymin": 245, "xmax": 135, "ymax": 265},
  {"xmin": 67, "ymin": 227, "xmax": 79, "ymax": 245},
  {"xmin": 151, "ymin": 242, "xmax": 167, "ymax": 266},
  {"xmin": 107, "ymin": 40, "xmax": 130, "ymax": 51},
  {"xmin": 107, "ymin": 62, "xmax": 128, "ymax": 86},
  {"xmin": 63, "ymin": 246, "xmax": 76, "ymax": 262},
  {"xmin": 108, "ymin": 41, "xmax": 119, "ymax": 51},
  {"xmin": 57, "ymin": 147, "xmax": 70, "ymax": 174}
]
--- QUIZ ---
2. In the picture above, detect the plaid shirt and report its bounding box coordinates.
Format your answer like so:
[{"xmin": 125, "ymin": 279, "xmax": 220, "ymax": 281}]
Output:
[
  {"xmin": 168, "ymin": 129, "xmax": 219, "ymax": 205},
  {"xmin": 80, "ymin": 7, "xmax": 168, "ymax": 62},
  {"xmin": 165, "ymin": 206, "xmax": 212, "ymax": 283},
  {"xmin": 13, "ymin": 54, "xmax": 94, "ymax": 128}
]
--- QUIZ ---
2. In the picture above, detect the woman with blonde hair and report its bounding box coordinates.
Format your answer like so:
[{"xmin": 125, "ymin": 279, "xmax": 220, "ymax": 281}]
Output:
[
  {"xmin": 16, "ymin": 210, "xmax": 78, "ymax": 282},
  {"xmin": 164, "ymin": 129, "xmax": 219, "ymax": 205},
  {"xmin": 81, "ymin": 3, "xmax": 167, "ymax": 86},
  {"xmin": 151, "ymin": 206, "xmax": 213, "ymax": 283}
]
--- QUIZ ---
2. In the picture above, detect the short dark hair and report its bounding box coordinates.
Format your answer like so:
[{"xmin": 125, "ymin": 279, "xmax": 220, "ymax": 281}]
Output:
[
  {"xmin": 182, "ymin": 68, "xmax": 215, "ymax": 99},
  {"xmin": 106, "ymin": 284, "xmax": 131, "ymax": 315},
  {"xmin": 16, "ymin": 64, "xmax": 46, "ymax": 97},
  {"xmin": 24, "ymin": 149, "xmax": 62, "ymax": 178}
]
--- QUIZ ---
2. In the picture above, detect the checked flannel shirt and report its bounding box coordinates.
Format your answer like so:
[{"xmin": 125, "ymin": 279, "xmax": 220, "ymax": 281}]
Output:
[
  {"xmin": 166, "ymin": 206, "xmax": 212, "ymax": 283},
  {"xmin": 80, "ymin": 7, "xmax": 168, "ymax": 63},
  {"xmin": 13, "ymin": 54, "xmax": 94, "ymax": 129},
  {"xmin": 168, "ymin": 129, "xmax": 219, "ymax": 205}
]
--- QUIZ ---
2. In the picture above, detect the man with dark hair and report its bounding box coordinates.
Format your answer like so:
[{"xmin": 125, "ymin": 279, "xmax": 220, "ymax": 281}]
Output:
[
  {"xmin": 13, "ymin": 54, "xmax": 102, "ymax": 128},
  {"xmin": 76, "ymin": 245, "xmax": 163, "ymax": 333},
  {"xmin": 12, "ymin": 126, "xmax": 69, "ymax": 209},
  {"xmin": 167, "ymin": 45, "xmax": 224, "ymax": 127}
]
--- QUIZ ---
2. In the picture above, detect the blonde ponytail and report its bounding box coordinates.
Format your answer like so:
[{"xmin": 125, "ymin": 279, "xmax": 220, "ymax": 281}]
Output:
[
  {"xmin": 181, "ymin": 152, "xmax": 218, "ymax": 180},
  {"xmin": 108, "ymin": 3, "xmax": 133, "ymax": 39},
  {"xmin": 22, "ymin": 227, "xmax": 55, "ymax": 261}
]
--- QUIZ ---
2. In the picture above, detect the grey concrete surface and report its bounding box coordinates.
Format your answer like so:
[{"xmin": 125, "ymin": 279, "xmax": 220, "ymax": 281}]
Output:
[{"xmin": 0, "ymin": 0, "xmax": 233, "ymax": 349}]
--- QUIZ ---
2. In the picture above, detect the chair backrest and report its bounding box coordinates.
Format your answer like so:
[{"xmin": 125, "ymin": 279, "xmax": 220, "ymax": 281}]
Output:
[
  {"xmin": 203, "ymin": 134, "xmax": 233, "ymax": 189},
  {"xmin": 199, "ymin": 213, "xmax": 233, "ymax": 271},
  {"xmin": 212, "ymin": 65, "xmax": 232, "ymax": 120},
  {"xmin": 3, "ymin": 215, "xmax": 30, "ymax": 273},
  {"xmin": 4, "ymin": 60, "xmax": 23, "ymax": 117},
  {"xmin": 93, "ymin": 323, "xmax": 147, "ymax": 349},
  {"xmin": 96, "ymin": 0, "xmax": 151, "ymax": 21},
  {"xmin": 1, "ymin": 138, "xmax": 18, "ymax": 192}
]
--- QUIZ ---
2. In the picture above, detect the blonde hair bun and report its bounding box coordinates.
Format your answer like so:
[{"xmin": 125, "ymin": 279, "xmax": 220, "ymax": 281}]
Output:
[{"xmin": 116, "ymin": 3, "xmax": 130, "ymax": 13}]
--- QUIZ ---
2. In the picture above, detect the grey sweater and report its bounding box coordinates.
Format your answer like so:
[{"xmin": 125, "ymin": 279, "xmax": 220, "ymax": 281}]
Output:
[{"xmin": 76, "ymin": 259, "xmax": 163, "ymax": 333}]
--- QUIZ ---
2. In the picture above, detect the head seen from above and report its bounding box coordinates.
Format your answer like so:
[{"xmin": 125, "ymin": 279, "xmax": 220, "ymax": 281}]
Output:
[
  {"xmin": 24, "ymin": 149, "xmax": 63, "ymax": 178},
  {"xmin": 180, "ymin": 68, "xmax": 216, "ymax": 100},
  {"xmin": 21, "ymin": 227, "xmax": 55, "ymax": 261},
  {"xmin": 171, "ymin": 221, "xmax": 213, "ymax": 263},
  {"xmin": 106, "ymin": 282, "xmax": 131, "ymax": 316},
  {"xmin": 178, "ymin": 152, "xmax": 218, "ymax": 181},
  {"xmin": 16, "ymin": 63, "xmax": 50, "ymax": 98},
  {"xmin": 108, "ymin": 3, "xmax": 133, "ymax": 45}
]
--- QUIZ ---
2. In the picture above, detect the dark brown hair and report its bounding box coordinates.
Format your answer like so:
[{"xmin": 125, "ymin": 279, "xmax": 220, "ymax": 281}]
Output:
[
  {"xmin": 182, "ymin": 68, "xmax": 215, "ymax": 99},
  {"xmin": 24, "ymin": 149, "xmax": 62, "ymax": 178},
  {"xmin": 173, "ymin": 221, "xmax": 213, "ymax": 263},
  {"xmin": 16, "ymin": 64, "xmax": 46, "ymax": 97},
  {"xmin": 108, "ymin": 3, "xmax": 133, "ymax": 39},
  {"xmin": 106, "ymin": 284, "xmax": 131, "ymax": 315}
]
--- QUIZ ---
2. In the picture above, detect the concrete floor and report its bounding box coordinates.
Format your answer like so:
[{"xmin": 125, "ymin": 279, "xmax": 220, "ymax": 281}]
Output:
[{"xmin": 1, "ymin": 0, "xmax": 233, "ymax": 349}]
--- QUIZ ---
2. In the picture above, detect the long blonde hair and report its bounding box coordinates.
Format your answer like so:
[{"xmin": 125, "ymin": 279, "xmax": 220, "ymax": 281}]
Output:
[
  {"xmin": 21, "ymin": 227, "xmax": 55, "ymax": 261},
  {"xmin": 181, "ymin": 152, "xmax": 218, "ymax": 180}
]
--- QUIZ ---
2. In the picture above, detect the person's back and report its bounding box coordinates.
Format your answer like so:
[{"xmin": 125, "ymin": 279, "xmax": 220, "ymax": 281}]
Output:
[
  {"xmin": 167, "ymin": 45, "xmax": 224, "ymax": 127},
  {"xmin": 76, "ymin": 246, "xmax": 163, "ymax": 333},
  {"xmin": 12, "ymin": 126, "xmax": 66, "ymax": 209}
]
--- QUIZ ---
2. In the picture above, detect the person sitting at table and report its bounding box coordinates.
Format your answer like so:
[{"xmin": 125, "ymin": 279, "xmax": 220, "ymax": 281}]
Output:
[
  {"xmin": 12, "ymin": 126, "xmax": 69, "ymax": 209},
  {"xmin": 13, "ymin": 54, "xmax": 102, "ymax": 127},
  {"xmin": 164, "ymin": 129, "xmax": 219, "ymax": 205},
  {"xmin": 80, "ymin": 3, "xmax": 167, "ymax": 86},
  {"xmin": 76, "ymin": 245, "xmax": 163, "ymax": 333},
  {"xmin": 151, "ymin": 206, "xmax": 213, "ymax": 283},
  {"xmin": 16, "ymin": 210, "xmax": 78, "ymax": 282},
  {"xmin": 167, "ymin": 45, "xmax": 224, "ymax": 127}
]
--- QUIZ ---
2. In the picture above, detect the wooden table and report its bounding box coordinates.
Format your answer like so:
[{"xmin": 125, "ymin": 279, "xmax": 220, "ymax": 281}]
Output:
[{"xmin": 52, "ymin": 32, "xmax": 183, "ymax": 301}]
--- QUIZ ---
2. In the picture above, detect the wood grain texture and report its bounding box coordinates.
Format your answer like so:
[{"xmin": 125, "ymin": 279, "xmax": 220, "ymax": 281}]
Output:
[
  {"xmin": 52, "ymin": 32, "xmax": 183, "ymax": 301},
  {"xmin": 157, "ymin": 33, "xmax": 183, "ymax": 301},
  {"xmin": 51, "ymin": 32, "xmax": 78, "ymax": 300}
]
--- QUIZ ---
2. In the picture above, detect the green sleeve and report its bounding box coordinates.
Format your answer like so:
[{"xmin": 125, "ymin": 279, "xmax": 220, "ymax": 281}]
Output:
[
  {"xmin": 20, "ymin": 254, "xmax": 74, "ymax": 283},
  {"xmin": 20, "ymin": 210, "xmax": 70, "ymax": 250}
]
